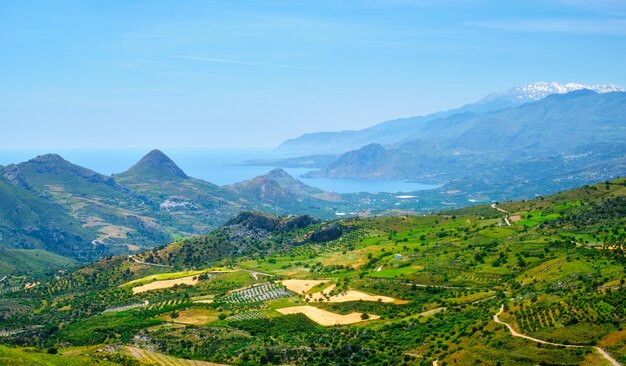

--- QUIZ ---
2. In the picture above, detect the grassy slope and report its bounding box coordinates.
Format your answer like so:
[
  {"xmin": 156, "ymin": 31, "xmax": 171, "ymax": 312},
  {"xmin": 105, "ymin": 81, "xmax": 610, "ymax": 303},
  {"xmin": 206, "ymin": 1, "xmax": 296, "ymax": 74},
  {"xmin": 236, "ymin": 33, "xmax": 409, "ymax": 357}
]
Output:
[
  {"xmin": 15, "ymin": 155, "xmax": 173, "ymax": 254},
  {"xmin": 0, "ymin": 249, "xmax": 75, "ymax": 275},
  {"xmin": 0, "ymin": 345, "xmax": 119, "ymax": 366},
  {"xmin": 0, "ymin": 175, "xmax": 94, "ymax": 260}
]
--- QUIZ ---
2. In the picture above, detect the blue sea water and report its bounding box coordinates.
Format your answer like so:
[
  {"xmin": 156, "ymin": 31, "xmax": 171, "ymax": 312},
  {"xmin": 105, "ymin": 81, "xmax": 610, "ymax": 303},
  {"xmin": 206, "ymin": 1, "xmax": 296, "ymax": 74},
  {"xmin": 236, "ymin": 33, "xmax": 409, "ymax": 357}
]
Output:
[{"xmin": 0, "ymin": 149, "xmax": 437, "ymax": 194}]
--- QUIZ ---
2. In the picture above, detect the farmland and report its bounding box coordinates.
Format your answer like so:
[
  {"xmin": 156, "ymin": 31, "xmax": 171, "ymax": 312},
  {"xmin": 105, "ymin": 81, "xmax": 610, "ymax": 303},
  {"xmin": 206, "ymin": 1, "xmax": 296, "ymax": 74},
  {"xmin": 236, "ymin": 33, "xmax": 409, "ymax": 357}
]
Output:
[
  {"xmin": 132, "ymin": 275, "xmax": 201, "ymax": 294},
  {"xmin": 220, "ymin": 283, "xmax": 291, "ymax": 304},
  {"xmin": 276, "ymin": 305, "xmax": 379, "ymax": 326},
  {"xmin": 126, "ymin": 346, "xmax": 227, "ymax": 365},
  {"xmin": 0, "ymin": 178, "xmax": 624, "ymax": 365}
]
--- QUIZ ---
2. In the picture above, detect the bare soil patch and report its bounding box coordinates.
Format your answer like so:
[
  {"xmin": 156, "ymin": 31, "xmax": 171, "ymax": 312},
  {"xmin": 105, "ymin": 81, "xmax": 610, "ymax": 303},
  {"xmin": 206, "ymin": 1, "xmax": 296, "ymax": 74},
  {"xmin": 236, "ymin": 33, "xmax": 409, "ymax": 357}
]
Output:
[
  {"xmin": 307, "ymin": 288, "xmax": 396, "ymax": 303},
  {"xmin": 277, "ymin": 305, "xmax": 379, "ymax": 326},
  {"xmin": 282, "ymin": 279, "xmax": 329, "ymax": 294},
  {"xmin": 132, "ymin": 275, "xmax": 199, "ymax": 294}
]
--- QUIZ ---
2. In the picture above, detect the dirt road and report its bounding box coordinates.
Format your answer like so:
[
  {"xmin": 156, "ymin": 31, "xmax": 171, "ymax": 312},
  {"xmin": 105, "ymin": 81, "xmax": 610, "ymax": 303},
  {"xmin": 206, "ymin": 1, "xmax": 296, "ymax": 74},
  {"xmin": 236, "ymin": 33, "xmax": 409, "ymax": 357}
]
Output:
[{"xmin": 494, "ymin": 305, "xmax": 621, "ymax": 366}]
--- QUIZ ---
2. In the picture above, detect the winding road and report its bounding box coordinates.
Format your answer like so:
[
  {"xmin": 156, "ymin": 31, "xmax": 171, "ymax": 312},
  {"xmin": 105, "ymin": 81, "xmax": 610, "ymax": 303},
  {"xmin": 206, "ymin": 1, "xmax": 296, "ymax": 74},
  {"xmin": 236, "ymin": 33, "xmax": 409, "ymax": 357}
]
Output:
[
  {"xmin": 494, "ymin": 305, "xmax": 621, "ymax": 366},
  {"xmin": 128, "ymin": 255, "xmax": 172, "ymax": 268},
  {"xmin": 235, "ymin": 267, "xmax": 275, "ymax": 280},
  {"xmin": 491, "ymin": 204, "xmax": 511, "ymax": 226}
]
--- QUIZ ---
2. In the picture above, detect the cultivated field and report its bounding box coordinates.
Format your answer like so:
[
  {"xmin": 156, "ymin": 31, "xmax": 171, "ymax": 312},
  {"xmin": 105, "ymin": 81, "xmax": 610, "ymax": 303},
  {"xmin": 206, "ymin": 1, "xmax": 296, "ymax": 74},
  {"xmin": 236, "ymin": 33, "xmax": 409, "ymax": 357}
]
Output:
[
  {"xmin": 102, "ymin": 300, "xmax": 148, "ymax": 313},
  {"xmin": 227, "ymin": 310, "xmax": 279, "ymax": 321},
  {"xmin": 192, "ymin": 295, "xmax": 215, "ymax": 304},
  {"xmin": 147, "ymin": 298, "xmax": 188, "ymax": 310},
  {"xmin": 222, "ymin": 283, "xmax": 291, "ymax": 303},
  {"xmin": 123, "ymin": 271, "xmax": 205, "ymax": 287},
  {"xmin": 132, "ymin": 275, "xmax": 199, "ymax": 294},
  {"xmin": 126, "ymin": 346, "xmax": 226, "ymax": 365},
  {"xmin": 282, "ymin": 279, "xmax": 329, "ymax": 294},
  {"xmin": 276, "ymin": 305, "xmax": 379, "ymax": 326},
  {"xmin": 328, "ymin": 290, "xmax": 396, "ymax": 303},
  {"xmin": 306, "ymin": 284, "xmax": 336, "ymax": 301},
  {"xmin": 160, "ymin": 308, "xmax": 221, "ymax": 326},
  {"xmin": 289, "ymin": 280, "xmax": 398, "ymax": 303}
]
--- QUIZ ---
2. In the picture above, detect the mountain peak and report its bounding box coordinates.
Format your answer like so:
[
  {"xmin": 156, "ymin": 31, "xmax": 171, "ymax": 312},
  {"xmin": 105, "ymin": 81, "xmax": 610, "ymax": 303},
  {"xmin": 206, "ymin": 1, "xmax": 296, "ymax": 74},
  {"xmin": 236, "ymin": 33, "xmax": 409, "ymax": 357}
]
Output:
[
  {"xmin": 117, "ymin": 149, "xmax": 189, "ymax": 181},
  {"xmin": 30, "ymin": 153, "xmax": 67, "ymax": 164},
  {"xmin": 482, "ymin": 82, "xmax": 624, "ymax": 104},
  {"xmin": 360, "ymin": 143, "xmax": 385, "ymax": 152},
  {"xmin": 265, "ymin": 168, "xmax": 294, "ymax": 180},
  {"xmin": 516, "ymin": 81, "xmax": 623, "ymax": 99},
  {"xmin": 138, "ymin": 149, "xmax": 179, "ymax": 166}
]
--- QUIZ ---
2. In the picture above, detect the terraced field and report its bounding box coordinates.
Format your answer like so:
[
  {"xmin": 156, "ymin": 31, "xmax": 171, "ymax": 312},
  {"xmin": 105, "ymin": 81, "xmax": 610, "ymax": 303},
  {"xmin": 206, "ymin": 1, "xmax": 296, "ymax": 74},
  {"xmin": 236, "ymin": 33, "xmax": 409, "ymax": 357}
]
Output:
[
  {"xmin": 0, "ymin": 286, "xmax": 21, "ymax": 295},
  {"xmin": 227, "ymin": 310, "xmax": 279, "ymax": 321},
  {"xmin": 147, "ymin": 298, "xmax": 189, "ymax": 310},
  {"xmin": 103, "ymin": 301, "xmax": 149, "ymax": 314}
]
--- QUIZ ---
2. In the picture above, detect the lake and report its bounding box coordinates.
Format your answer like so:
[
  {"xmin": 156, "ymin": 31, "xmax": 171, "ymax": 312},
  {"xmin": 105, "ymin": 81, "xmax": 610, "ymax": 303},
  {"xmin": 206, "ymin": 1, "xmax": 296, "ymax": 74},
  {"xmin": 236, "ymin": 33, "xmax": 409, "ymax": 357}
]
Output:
[{"xmin": 0, "ymin": 149, "xmax": 438, "ymax": 194}]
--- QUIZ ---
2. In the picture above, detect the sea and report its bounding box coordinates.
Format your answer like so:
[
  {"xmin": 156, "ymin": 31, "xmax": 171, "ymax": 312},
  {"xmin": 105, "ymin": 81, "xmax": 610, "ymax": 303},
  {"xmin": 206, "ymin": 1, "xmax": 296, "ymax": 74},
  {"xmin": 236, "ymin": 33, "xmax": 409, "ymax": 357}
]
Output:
[{"xmin": 0, "ymin": 149, "xmax": 438, "ymax": 194}]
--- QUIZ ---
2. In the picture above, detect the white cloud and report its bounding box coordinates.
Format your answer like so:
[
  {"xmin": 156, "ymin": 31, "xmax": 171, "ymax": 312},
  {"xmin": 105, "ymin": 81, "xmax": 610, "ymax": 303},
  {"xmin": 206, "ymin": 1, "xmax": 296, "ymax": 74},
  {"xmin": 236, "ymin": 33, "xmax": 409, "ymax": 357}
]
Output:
[{"xmin": 466, "ymin": 18, "xmax": 626, "ymax": 36}]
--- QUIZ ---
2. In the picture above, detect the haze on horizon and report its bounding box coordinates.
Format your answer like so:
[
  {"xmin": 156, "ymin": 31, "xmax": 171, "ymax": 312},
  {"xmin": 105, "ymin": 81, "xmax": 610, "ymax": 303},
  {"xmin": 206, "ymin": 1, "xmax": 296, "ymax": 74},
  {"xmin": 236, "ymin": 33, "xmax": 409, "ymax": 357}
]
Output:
[{"xmin": 1, "ymin": 0, "xmax": 625, "ymax": 149}]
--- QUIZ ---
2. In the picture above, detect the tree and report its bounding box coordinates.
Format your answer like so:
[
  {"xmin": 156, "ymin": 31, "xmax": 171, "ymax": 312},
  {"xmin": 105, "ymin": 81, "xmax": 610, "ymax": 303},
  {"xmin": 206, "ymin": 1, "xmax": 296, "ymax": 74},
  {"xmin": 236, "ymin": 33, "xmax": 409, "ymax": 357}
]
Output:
[{"xmin": 361, "ymin": 313, "xmax": 370, "ymax": 320}]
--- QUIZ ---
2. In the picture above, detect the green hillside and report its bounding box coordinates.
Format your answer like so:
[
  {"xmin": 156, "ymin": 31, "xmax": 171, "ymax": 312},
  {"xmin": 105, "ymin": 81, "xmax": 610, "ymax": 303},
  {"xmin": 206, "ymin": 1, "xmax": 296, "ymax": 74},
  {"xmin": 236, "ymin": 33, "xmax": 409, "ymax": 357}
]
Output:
[
  {"xmin": 114, "ymin": 149, "xmax": 259, "ymax": 234},
  {"xmin": 0, "ymin": 174, "xmax": 96, "ymax": 260},
  {"xmin": 0, "ymin": 249, "xmax": 75, "ymax": 275},
  {"xmin": 227, "ymin": 169, "xmax": 346, "ymax": 218},
  {"xmin": 0, "ymin": 178, "xmax": 624, "ymax": 365},
  {"xmin": 13, "ymin": 154, "xmax": 172, "ymax": 257},
  {"xmin": 0, "ymin": 150, "xmax": 351, "ymax": 267},
  {"xmin": 0, "ymin": 345, "xmax": 120, "ymax": 366}
]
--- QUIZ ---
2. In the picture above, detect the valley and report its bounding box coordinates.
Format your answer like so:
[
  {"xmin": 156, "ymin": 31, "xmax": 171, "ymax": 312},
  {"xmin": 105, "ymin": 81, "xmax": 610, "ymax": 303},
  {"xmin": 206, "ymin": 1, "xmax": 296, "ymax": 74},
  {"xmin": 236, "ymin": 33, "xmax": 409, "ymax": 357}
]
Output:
[
  {"xmin": 2, "ymin": 86, "xmax": 624, "ymax": 273},
  {"xmin": 0, "ymin": 178, "xmax": 624, "ymax": 365},
  {"xmin": 0, "ymin": 150, "xmax": 356, "ymax": 267}
]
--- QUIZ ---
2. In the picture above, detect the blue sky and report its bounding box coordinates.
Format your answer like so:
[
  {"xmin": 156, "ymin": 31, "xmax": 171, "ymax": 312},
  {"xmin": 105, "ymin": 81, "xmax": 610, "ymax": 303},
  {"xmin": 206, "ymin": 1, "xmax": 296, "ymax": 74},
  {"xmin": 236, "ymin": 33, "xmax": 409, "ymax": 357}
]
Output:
[{"xmin": 1, "ymin": 0, "xmax": 625, "ymax": 149}]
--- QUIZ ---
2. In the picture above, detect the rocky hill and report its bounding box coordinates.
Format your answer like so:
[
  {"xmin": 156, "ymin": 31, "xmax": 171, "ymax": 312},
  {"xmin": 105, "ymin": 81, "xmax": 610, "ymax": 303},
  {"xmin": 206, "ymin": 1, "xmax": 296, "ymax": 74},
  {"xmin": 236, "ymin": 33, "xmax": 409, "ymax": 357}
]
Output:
[
  {"xmin": 114, "ymin": 149, "xmax": 189, "ymax": 182},
  {"xmin": 228, "ymin": 169, "xmax": 345, "ymax": 216}
]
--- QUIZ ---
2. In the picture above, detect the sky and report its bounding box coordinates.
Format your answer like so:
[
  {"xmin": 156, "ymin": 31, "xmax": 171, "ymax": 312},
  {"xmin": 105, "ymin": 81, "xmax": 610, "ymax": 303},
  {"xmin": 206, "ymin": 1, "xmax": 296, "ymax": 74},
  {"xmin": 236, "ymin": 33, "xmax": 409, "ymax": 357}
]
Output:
[{"xmin": 1, "ymin": 0, "xmax": 625, "ymax": 149}]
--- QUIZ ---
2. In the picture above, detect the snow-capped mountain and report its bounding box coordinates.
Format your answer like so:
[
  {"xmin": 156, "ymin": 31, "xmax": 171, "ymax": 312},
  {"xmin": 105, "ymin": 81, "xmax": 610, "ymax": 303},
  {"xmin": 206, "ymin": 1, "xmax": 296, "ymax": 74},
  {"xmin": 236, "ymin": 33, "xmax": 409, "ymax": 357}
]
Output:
[
  {"xmin": 482, "ymin": 82, "xmax": 624, "ymax": 103},
  {"xmin": 277, "ymin": 81, "xmax": 625, "ymax": 155}
]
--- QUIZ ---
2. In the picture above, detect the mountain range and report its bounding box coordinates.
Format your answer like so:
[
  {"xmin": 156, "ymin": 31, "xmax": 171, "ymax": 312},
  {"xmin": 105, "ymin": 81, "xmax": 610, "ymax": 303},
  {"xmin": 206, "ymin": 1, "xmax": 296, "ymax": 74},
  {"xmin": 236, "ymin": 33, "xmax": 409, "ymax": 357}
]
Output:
[
  {"xmin": 306, "ymin": 90, "xmax": 626, "ymax": 179},
  {"xmin": 270, "ymin": 83, "xmax": 626, "ymax": 206},
  {"xmin": 276, "ymin": 82, "xmax": 625, "ymax": 155},
  {"xmin": 2, "ymin": 82, "xmax": 624, "ymax": 271},
  {"xmin": 0, "ymin": 150, "xmax": 349, "ymax": 266}
]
